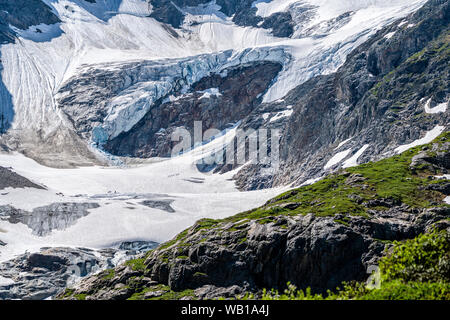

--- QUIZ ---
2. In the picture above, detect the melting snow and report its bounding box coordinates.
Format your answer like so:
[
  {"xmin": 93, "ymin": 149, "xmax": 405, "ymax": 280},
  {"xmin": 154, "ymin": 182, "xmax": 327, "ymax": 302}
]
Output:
[
  {"xmin": 423, "ymin": 98, "xmax": 448, "ymax": 114},
  {"xmin": 198, "ymin": 88, "xmax": 222, "ymax": 100},
  {"xmin": 395, "ymin": 125, "xmax": 446, "ymax": 154},
  {"xmin": 343, "ymin": 144, "xmax": 370, "ymax": 168},
  {"xmin": 324, "ymin": 148, "xmax": 351, "ymax": 169}
]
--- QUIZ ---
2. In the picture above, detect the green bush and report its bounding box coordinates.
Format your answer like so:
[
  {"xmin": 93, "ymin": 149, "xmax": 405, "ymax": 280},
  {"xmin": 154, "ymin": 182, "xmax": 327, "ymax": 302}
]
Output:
[
  {"xmin": 237, "ymin": 231, "xmax": 450, "ymax": 300},
  {"xmin": 380, "ymin": 230, "xmax": 450, "ymax": 283}
]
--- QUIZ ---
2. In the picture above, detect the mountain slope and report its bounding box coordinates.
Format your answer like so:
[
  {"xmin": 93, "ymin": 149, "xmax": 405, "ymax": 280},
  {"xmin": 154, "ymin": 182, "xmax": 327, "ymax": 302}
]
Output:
[
  {"xmin": 0, "ymin": 0, "xmax": 428, "ymax": 167},
  {"xmin": 58, "ymin": 131, "xmax": 450, "ymax": 300},
  {"xmin": 230, "ymin": 0, "xmax": 449, "ymax": 190}
]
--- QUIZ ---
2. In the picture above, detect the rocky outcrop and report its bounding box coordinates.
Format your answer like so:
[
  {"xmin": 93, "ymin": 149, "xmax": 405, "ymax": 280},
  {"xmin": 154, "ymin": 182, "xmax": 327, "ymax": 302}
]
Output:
[
  {"xmin": 104, "ymin": 61, "xmax": 282, "ymax": 157},
  {"xmin": 57, "ymin": 134, "xmax": 450, "ymax": 300},
  {"xmin": 56, "ymin": 48, "xmax": 287, "ymax": 146},
  {"xmin": 0, "ymin": 242, "xmax": 158, "ymax": 300},
  {"xmin": 0, "ymin": 0, "xmax": 60, "ymax": 44},
  {"xmin": 232, "ymin": 0, "xmax": 450, "ymax": 190},
  {"xmin": 0, "ymin": 166, "xmax": 45, "ymax": 190}
]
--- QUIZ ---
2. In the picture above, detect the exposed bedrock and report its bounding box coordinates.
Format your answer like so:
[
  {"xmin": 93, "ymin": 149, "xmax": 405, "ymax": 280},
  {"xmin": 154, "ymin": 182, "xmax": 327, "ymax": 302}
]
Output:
[
  {"xmin": 0, "ymin": 166, "xmax": 45, "ymax": 190},
  {"xmin": 0, "ymin": 0, "xmax": 60, "ymax": 44},
  {"xmin": 0, "ymin": 242, "xmax": 159, "ymax": 300},
  {"xmin": 231, "ymin": 0, "xmax": 450, "ymax": 190},
  {"xmin": 104, "ymin": 61, "xmax": 282, "ymax": 158},
  {"xmin": 0, "ymin": 202, "xmax": 100, "ymax": 236},
  {"xmin": 55, "ymin": 140, "xmax": 450, "ymax": 300}
]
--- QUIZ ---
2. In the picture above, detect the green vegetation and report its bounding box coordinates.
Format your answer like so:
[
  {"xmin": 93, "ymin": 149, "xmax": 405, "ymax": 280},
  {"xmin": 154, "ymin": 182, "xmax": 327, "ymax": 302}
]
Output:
[
  {"xmin": 177, "ymin": 131, "xmax": 449, "ymax": 230},
  {"xmin": 369, "ymin": 29, "xmax": 449, "ymax": 115},
  {"xmin": 125, "ymin": 258, "xmax": 147, "ymax": 272},
  {"xmin": 102, "ymin": 268, "xmax": 115, "ymax": 280},
  {"xmin": 239, "ymin": 231, "xmax": 450, "ymax": 300},
  {"xmin": 127, "ymin": 285, "xmax": 195, "ymax": 301},
  {"xmin": 141, "ymin": 132, "xmax": 449, "ymax": 277},
  {"xmin": 101, "ymin": 132, "xmax": 449, "ymax": 301}
]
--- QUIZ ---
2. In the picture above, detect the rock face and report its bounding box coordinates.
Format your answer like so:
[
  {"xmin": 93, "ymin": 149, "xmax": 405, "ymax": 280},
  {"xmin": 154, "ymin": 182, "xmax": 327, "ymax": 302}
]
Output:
[
  {"xmin": 0, "ymin": 242, "xmax": 158, "ymax": 300},
  {"xmin": 149, "ymin": 0, "xmax": 295, "ymax": 37},
  {"xmin": 0, "ymin": 166, "xmax": 45, "ymax": 190},
  {"xmin": 104, "ymin": 61, "xmax": 282, "ymax": 157},
  {"xmin": 0, "ymin": 202, "xmax": 100, "ymax": 236},
  {"xmin": 57, "ymin": 138, "xmax": 450, "ymax": 300},
  {"xmin": 0, "ymin": 0, "xmax": 60, "ymax": 44},
  {"xmin": 232, "ymin": 0, "xmax": 450, "ymax": 190}
]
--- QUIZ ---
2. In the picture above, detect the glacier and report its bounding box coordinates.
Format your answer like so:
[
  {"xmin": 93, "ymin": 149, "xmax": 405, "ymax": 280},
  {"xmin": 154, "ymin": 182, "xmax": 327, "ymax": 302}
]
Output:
[
  {"xmin": 0, "ymin": 0, "xmax": 428, "ymax": 156},
  {"xmin": 0, "ymin": 0, "xmax": 435, "ymax": 294}
]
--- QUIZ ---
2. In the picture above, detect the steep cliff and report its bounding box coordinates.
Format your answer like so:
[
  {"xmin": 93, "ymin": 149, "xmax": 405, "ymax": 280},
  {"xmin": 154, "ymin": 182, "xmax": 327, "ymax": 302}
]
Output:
[{"xmin": 230, "ymin": 0, "xmax": 449, "ymax": 190}]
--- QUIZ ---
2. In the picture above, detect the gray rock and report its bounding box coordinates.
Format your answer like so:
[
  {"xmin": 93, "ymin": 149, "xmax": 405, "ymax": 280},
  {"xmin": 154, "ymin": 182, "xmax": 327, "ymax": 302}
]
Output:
[
  {"xmin": 231, "ymin": 0, "xmax": 450, "ymax": 190},
  {"xmin": 0, "ymin": 240, "xmax": 159, "ymax": 300},
  {"xmin": 140, "ymin": 200, "xmax": 175, "ymax": 213},
  {"xmin": 104, "ymin": 61, "xmax": 282, "ymax": 158},
  {"xmin": 0, "ymin": 166, "xmax": 45, "ymax": 190},
  {"xmin": 61, "ymin": 200, "xmax": 450, "ymax": 300},
  {"xmin": 0, "ymin": 202, "xmax": 100, "ymax": 236}
]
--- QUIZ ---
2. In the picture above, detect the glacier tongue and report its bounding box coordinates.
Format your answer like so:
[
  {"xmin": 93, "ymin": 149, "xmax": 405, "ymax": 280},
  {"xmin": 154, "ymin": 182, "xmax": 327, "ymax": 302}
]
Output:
[{"xmin": 100, "ymin": 47, "xmax": 289, "ymax": 142}]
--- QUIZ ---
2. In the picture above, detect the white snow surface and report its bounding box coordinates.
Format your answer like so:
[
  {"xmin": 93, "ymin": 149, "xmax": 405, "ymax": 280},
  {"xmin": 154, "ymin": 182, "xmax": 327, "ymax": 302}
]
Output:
[
  {"xmin": 324, "ymin": 148, "xmax": 351, "ymax": 170},
  {"xmin": 0, "ymin": 0, "xmax": 428, "ymax": 142},
  {"xmin": 0, "ymin": 128, "xmax": 287, "ymax": 262},
  {"xmin": 343, "ymin": 144, "xmax": 370, "ymax": 168},
  {"xmin": 445, "ymin": 196, "xmax": 450, "ymax": 205},
  {"xmin": 198, "ymin": 87, "xmax": 222, "ymax": 100},
  {"xmin": 423, "ymin": 98, "xmax": 448, "ymax": 114},
  {"xmin": 395, "ymin": 125, "xmax": 446, "ymax": 154},
  {"xmin": 0, "ymin": 0, "xmax": 431, "ymax": 262},
  {"xmin": 335, "ymin": 138, "xmax": 352, "ymax": 150}
]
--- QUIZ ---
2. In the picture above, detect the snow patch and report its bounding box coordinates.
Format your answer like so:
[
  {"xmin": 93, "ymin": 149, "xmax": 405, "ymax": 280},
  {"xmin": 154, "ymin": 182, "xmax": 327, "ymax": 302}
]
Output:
[
  {"xmin": 384, "ymin": 31, "xmax": 396, "ymax": 39},
  {"xmin": 444, "ymin": 196, "xmax": 450, "ymax": 205},
  {"xmin": 299, "ymin": 177, "xmax": 322, "ymax": 186},
  {"xmin": 269, "ymin": 106, "xmax": 294, "ymax": 122},
  {"xmin": 423, "ymin": 98, "xmax": 448, "ymax": 114},
  {"xmin": 198, "ymin": 88, "xmax": 222, "ymax": 100},
  {"xmin": 343, "ymin": 144, "xmax": 370, "ymax": 168},
  {"xmin": 395, "ymin": 125, "xmax": 446, "ymax": 154},
  {"xmin": 334, "ymin": 138, "xmax": 352, "ymax": 150},
  {"xmin": 324, "ymin": 148, "xmax": 351, "ymax": 169}
]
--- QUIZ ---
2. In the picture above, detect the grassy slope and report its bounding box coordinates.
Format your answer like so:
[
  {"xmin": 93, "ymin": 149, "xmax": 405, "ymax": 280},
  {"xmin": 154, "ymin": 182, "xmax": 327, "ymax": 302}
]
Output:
[
  {"xmin": 184, "ymin": 131, "xmax": 450, "ymax": 233},
  {"xmin": 123, "ymin": 132, "xmax": 449, "ymax": 300},
  {"xmin": 60, "ymin": 132, "xmax": 449, "ymax": 300}
]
